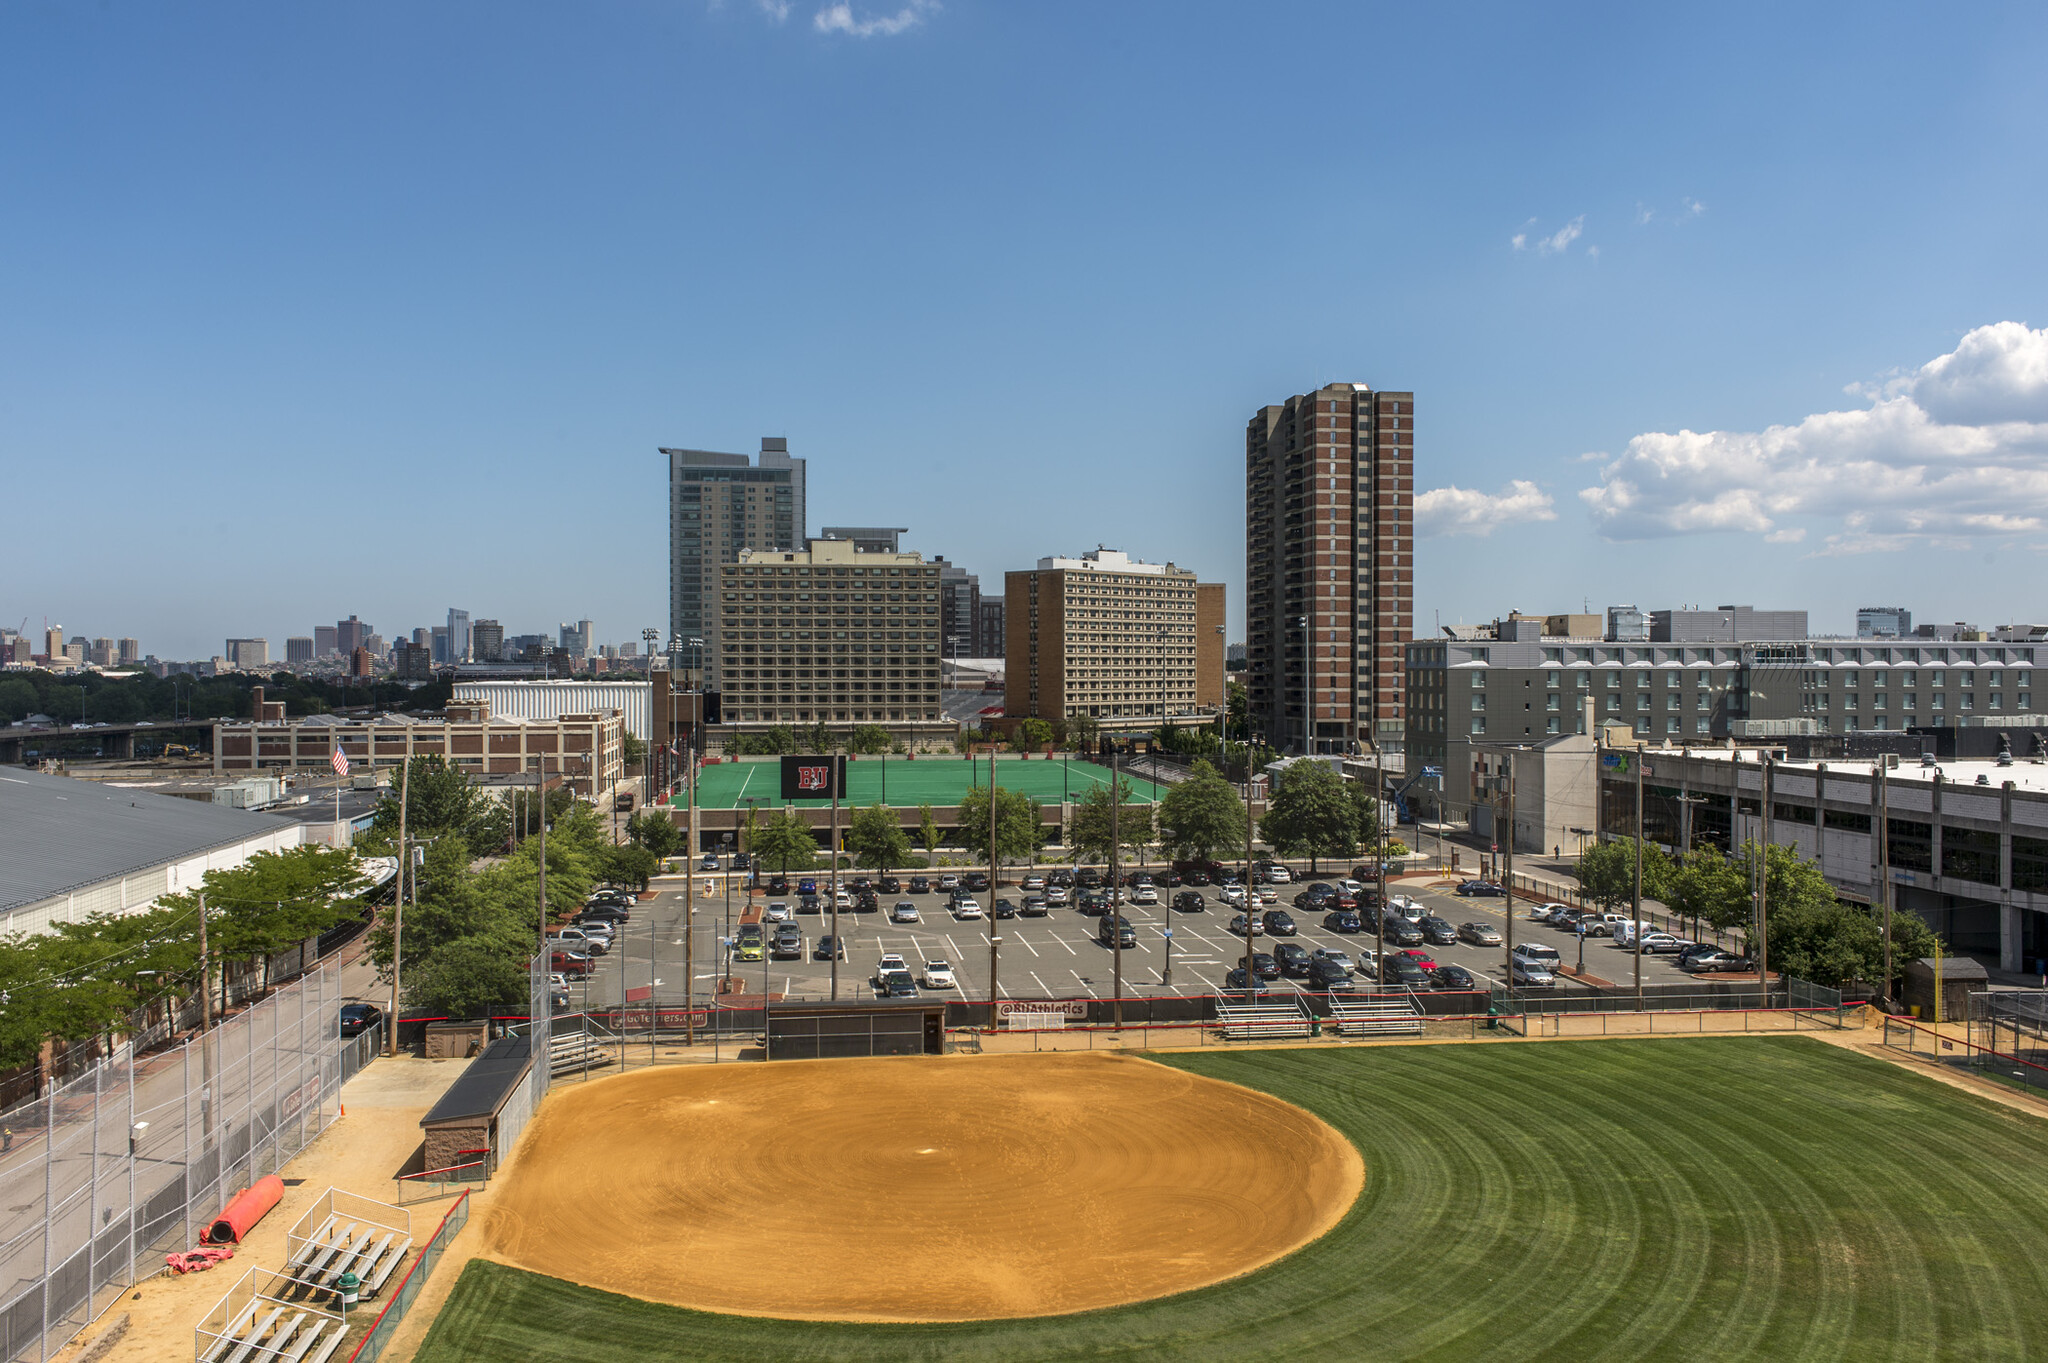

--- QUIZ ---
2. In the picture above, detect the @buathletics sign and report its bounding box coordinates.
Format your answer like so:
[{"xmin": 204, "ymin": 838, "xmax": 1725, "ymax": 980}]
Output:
[
  {"xmin": 994, "ymin": 1000, "xmax": 1088, "ymax": 1019},
  {"xmin": 780, "ymin": 754, "xmax": 847, "ymax": 800}
]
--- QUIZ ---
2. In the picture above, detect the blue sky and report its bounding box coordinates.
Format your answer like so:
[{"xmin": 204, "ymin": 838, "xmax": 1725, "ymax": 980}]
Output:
[{"xmin": 5, "ymin": 1, "xmax": 2047, "ymax": 660}]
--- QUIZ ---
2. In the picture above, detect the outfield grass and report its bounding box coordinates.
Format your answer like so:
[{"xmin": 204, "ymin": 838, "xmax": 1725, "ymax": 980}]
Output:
[
  {"xmin": 415, "ymin": 1038, "xmax": 2048, "ymax": 1361},
  {"xmin": 675, "ymin": 753, "xmax": 1166, "ymax": 810}
]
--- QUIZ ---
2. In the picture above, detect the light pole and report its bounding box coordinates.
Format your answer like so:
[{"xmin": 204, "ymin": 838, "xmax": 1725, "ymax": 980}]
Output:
[
  {"xmin": 1876, "ymin": 759, "xmax": 1893, "ymax": 1008},
  {"xmin": 1297, "ymin": 614, "xmax": 1310, "ymax": 755},
  {"xmin": 1110, "ymin": 743, "xmax": 1123, "ymax": 1031}
]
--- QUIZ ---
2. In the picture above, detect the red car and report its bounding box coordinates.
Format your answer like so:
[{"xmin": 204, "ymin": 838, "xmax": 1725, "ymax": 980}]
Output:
[
  {"xmin": 1394, "ymin": 948, "xmax": 1436, "ymax": 971},
  {"xmin": 549, "ymin": 950, "xmax": 593, "ymax": 977}
]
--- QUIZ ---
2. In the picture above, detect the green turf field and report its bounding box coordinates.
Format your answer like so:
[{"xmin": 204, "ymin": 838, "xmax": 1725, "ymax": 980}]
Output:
[
  {"xmin": 415, "ymin": 1037, "xmax": 2048, "ymax": 1362},
  {"xmin": 672, "ymin": 754, "xmax": 1166, "ymax": 810}
]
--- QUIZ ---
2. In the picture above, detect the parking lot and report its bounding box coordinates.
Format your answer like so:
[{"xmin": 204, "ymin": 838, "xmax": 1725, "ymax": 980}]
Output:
[{"xmin": 560, "ymin": 864, "xmax": 1710, "ymax": 1009}]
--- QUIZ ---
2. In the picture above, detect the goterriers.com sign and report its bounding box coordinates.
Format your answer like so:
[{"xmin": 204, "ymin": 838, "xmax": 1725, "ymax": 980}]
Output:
[
  {"xmin": 779, "ymin": 754, "xmax": 847, "ymax": 800},
  {"xmin": 993, "ymin": 1000, "xmax": 1089, "ymax": 1019}
]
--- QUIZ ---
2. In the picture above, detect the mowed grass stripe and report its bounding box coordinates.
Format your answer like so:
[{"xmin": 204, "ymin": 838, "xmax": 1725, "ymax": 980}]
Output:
[{"xmin": 415, "ymin": 1038, "xmax": 2048, "ymax": 1363}]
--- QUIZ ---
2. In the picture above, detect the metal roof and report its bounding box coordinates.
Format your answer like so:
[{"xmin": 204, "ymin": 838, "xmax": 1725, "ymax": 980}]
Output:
[
  {"xmin": 0, "ymin": 767, "xmax": 300, "ymax": 916},
  {"xmin": 420, "ymin": 1035, "xmax": 533, "ymax": 1127}
]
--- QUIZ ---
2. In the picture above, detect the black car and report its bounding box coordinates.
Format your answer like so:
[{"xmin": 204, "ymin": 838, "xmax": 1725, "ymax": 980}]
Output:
[
  {"xmin": 848, "ymin": 875, "xmax": 874, "ymax": 892},
  {"xmin": 879, "ymin": 970, "xmax": 918, "ymax": 998},
  {"xmin": 1274, "ymin": 942, "xmax": 1313, "ymax": 977},
  {"xmin": 1382, "ymin": 916, "xmax": 1425, "ymax": 947},
  {"xmin": 855, "ymin": 891, "xmax": 880, "ymax": 912},
  {"xmin": 1431, "ymin": 963, "xmax": 1478, "ymax": 990},
  {"xmin": 1322, "ymin": 909, "xmax": 1363, "ymax": 934},
  {"xmin": 1075, "ymin": 867, "xmax": 1103, "ymax": 888},
  {"xmin": 1455, "ymin": 879, "xmax": 1506, "ymax": 897},
  {"xmin": 798, "ymin": 893, "xmax": 821, "ymax": 914},
  {"xmin": 579, "ymin": 903, "xmax": 629, "ymax": 923},
  {"xmin": 767, "ymin": 875, "xmax": 791, "ymax": 896},
  {"xmin": 339, "ymin": 1003, "xmax": 383, "ymax": 1038},
  {"xmin": 1381, "ymin": 955, "xmax": 1430, "ymax": 986},
  {"xmin": 1250, "ymin": 951, "xmax": 1281, "ymax": 980},
  {"xmin": 770, "ymin": 927, "xmax": 803, "ymax": 960},
  {"xmin": 1419, "ymin": 915, "xmax": 1458, "ymax": 946},
  {"xmin": 965, "ymin": 871, "xmax": 991, "ymax": 892},
  {"xmin": 878, "ymin": 876, "xmax": 902, "ymax": 894},
  {"xmin": 1306, "ymin": 957, "xmax": 1353, "ymax": 990},
  {"xmin": 1173, "ymin": 890, "xmax": 1206, "ymax": 912},
  {"xmin": 730, "ymin": 852, "xmax": 753, "ymax": 871},
  {"xmin": 1097, "ymin": 915, "xmax": 1137, "ymax": 948},
  {"xmin": 813, "ymin": 935, "xmax": 847, "ymax": 961},
  {"xmin": 1293, "ymin": 885, "xmax": 1335, "ymax": 909},
  {"xmin": 1048, "ymin": 869, "xmax": 1075, "ymax": 887},
  {"xmin": 1182, "ymin": 870, "xmax": 1211, "ymax": 886},
  {"xmin": 991, "ymin": 898, "xmax": 1018, "ymax": 919},
  {"xmin": 1223, "ymin": 967, "xmax": 1269, "ymax": 996},
  {"xmin": 1078, "ymin": 890, "xmax": 1110, "ymax": 916},
  {"xmin": 908, "ymin": 875, "xmax": 932, "ymax": 894},
  {"xmin": 1262, "ymin": 910, "xmax": 1298, "ymax": 937},
  {"xmin": 1356, "ymin": 903, "xmax": 1382, "ymax": 932}
]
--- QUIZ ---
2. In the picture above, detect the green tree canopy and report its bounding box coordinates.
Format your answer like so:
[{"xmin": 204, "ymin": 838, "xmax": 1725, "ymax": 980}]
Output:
[
  {"xmin": 751, "ymin": 806, "xmax": 823, "ymax": 873},
  {"xmin": 1069, "ymin": 776, "xmax": 1149, "ymax": 865},
  {"xmin": 1014, "ymin": 718, "xmax": 1054, "ymax": 752},
  {"xmin": 1154, "ymin": 760, "xmax": 1246, "ymax": 861},
  {"xmin": 847, "ymin": 724, "xmax": 893, "ymax": 755},
  {"xmin": 917, "ymin": 804, "xmax": 941, "ymax": 864},
  {"xmin": 1063, "ymin": 713, "xmax": 1100, "ymax": 752},
  {"xmin": 956, "ymin": 784, "xmax": 1045, "ymax": 870},
  {"xmin": 626, "ymin": 809, "xmax": 682, "ymax": 859},
  {"xmin": 1257, "ymin": 761, "xmax": 1359, "ymax": 873},
  {"xmin": 1574, "ymin": 837, "xmax": 1674, "ymax": 910},
  {"xmin": 846, "ymin": 803, "xmax": 914, "ymax": 871}
]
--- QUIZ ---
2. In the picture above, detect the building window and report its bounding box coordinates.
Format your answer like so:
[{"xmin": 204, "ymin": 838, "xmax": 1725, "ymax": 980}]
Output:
[
  {"xmin": 1695, "ymin": 718, "xmax": 1710, "ymax": 735},
  {"xmin": 1941, "ymin": 825, "xmax": 2000, "ymax": 884},
  {"xmin": 1470, "ymin": 718, "xmax": 1486, "ymax": 735},
  {"xmin": 1545, "ymin": 717, "xmax": 1560, "ymax": 734},
  {"xmin": 1546, "ymin": 670, "xmax": 1560, "ymax": 687},
  {"xmin": 1666, "ymin": 717, "xmax": 1681, "ymax": 733},
  {"xmin": 1606, "ymin": 672, "xmax": 1620, "ymax": 689},
  {"xmin": 1606, "ymin": 695, "xmax": 1620, "ymax": 712},
  {"xmin": 1546, "ymin": 694, "xmax": 1559, "ymax": 711},
  {"xmin": 1472, "ymin": 695, "xmax": 1487, "ymax": 712},
  {"xmin": 1636, "ymin": 693, "xmax": 1651, "ymax": 710},
  {"xmin": 1634, "ymin": 716, "xmax": 1650, "ymax": 734}
]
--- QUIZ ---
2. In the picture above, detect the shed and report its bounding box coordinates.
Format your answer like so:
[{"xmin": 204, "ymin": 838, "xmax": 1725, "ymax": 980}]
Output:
[
  {"xmin": 765, "ymin": 1001, "xmax": 946, "ymax": 1060},
  {"xmin": 424, "ymin": 1019, "xmax": 490, "ymax": 1059},
  {"xmin": 419, "ymin": 1035, "xmax": 533, "ymax": 1173},
  {"xmin": 1902, "ymin": 956, "xmax": 1989, "ymax": 1022}
]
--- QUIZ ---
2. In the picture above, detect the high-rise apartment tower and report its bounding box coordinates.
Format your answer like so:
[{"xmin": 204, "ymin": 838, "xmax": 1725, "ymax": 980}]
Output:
[
  {"xmin": 667, "ymin": 438, "xmax": 806, "ymax": 651},
  {"xmin": 1245, "ymin": 383, "xmax": 1414, "ymax": 754}
]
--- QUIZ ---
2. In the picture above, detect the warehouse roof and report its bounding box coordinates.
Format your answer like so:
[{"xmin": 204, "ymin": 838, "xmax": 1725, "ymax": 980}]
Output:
[
  {"xmin": 420, "ymin": 1035, "xmax": 534, "ymax": 1127},
  {"xmin": 0, "ymin": 767, "xmax": 300, "ymax": 916}
]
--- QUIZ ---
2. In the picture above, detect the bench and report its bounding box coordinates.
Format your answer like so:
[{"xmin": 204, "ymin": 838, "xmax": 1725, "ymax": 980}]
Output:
[
  {"xmin": 360, "ymin": 1235, "xmax": 416, "ymax": 1297},
  {"xmin": 200, "ymin": 1304, "xmax": 260, "ymax": 1363},
  {"xmin": 1328, "ymin": 994, "xmax": 1425, "ymax": 1037},
  {"xmin": 220, "ymin": 1304, "xmax": 284, "ymax": 1363},
  {"xmin": 1216, "ymin": 1001, "xmax": 1317, "ymax": 1040}
]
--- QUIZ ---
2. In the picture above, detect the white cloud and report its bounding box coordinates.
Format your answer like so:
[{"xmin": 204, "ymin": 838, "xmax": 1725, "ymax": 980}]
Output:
[
  {"xmin": 1586, "ymin": 244, "xmax": 1601, "ymax": 259},
  {"xmin": 1578, "ymin": 321, "xmax": 2048, "ymax": 552},
  {"xmin": 1682, "ymin": 197, "xmax": 1706, "ymax": 217},
  {"xmin": 1636, "ymin": 203, "xmax": 1655, "ymax": 226},
  {"xmin": 813, "ymin": 0, "xmax": 934, "ymax": 35},
  {"xmin": 1536, "ymin": 216, "xmax": 1584, "ymax": 255},
  {"xmin": 755, "ymin": 0, "xmax": 792, "ymax": 20},
  {"xmin": 1510, "ymin": 232, "xmax": 1528, "ymax": 251},
  {"xmin": 1416, "ymin": 480, "xmax": 1558, "ymax": 537}
]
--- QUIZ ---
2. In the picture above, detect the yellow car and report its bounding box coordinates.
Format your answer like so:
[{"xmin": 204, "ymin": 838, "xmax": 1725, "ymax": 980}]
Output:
[{"xmin": 733, "ymin": 933, "xmax": 764, "ymax": 962}]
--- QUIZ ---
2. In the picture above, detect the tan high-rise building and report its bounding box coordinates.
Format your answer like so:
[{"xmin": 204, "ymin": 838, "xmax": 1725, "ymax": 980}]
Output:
[
  {"xmin": 1246, "ymin": 382, "xmax": 1414, "ymax": 755},
  {"xmin": 708, "ymin": 538, "xmax": 948, "ymax": 743},
  {"xmin": 1004, "ymin": 549, "xmax": 1224, "ymax": 732}
]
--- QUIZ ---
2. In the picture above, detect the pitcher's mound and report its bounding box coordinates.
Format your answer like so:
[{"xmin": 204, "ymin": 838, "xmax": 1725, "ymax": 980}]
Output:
[{"xmin": 481, "ymin": 1051, "xmax": 1362, "ymax": 1321}]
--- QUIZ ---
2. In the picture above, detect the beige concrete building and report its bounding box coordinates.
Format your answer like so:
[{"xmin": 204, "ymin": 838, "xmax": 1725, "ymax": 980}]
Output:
[
  {"xmin": 213, "ymin": 701, "xmax": 626, "ymax": 799},
  {"xmin": 708, "ymin": 538, "xmax": 948, "ymax": 742},
  {"xmin": 1003, "ymin": 549, "xmax": 1225, "ymax": 732}
]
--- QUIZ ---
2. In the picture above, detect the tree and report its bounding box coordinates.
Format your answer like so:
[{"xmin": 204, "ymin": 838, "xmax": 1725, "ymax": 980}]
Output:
[
  {"xmin": 1348, "ymin": 780, "xmax": 1383, "ymax": 856},
  {"xmin": 1257, "ymin": 761, "xmax": 1359, "ymax": 873},
  {"xmin": 626, "ymin": 809, "xmax": 682, "ymax": 859},
  {"xmin": 1014, "ymin": 717, "xmax": 1053, "ymax": 752},
  {"xmin": 1573, "ymin": 837, "xmax": 1673, "ymax": 911},
  {"xmin": 621, "ymin": 731, "xmax": 647, "ymax": 767},
  {"xmin": 1155, "ymin": 761, "xmax": 1247, "ymax": 862},
  {"xmin": 917, "ymin": 804, "xmax": 941, "ymax": 866},
  {"xmin": 846, "ymin": 803, "xmax": 913, "ymax": 871},
  {"xmin": 751, "ymin": 806, "xmax": 822, "ymax": 873},
  {"xmin": 369, "ymin": 756, "xmax": 501, "ymax": 851},
  {"xmin": 1064, "ymin": 713, "xmax": 1100, "ymax": 752},
  {"xmin": 848, "ymin": 724, "xmax": 892, "ymax": 755},
  {"xmin": 956, "ymin": 784, "xmax": 1045, "ymax": 873},
  {"xmin": 1666, "ymin": 846, "xmax": 1749, "ymax": 936},
  {"xmin": 598, "ymin": 841, "xmax": 660, "ymax": 891},
  {"xmin": 805, "ymin": 720, "xmax": 833, "ymax": 753},
  {"xmin": 1069, "ymin": 777, "xmax": 1148, "ymax": 865},
  {"xmin": 1226, "ymin": 681, "xmax": 1249, "ymax": 743}
]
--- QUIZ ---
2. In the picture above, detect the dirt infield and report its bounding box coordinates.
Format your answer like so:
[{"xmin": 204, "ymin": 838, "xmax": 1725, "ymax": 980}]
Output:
[{"xmin": 477, "ymin": 1051, "xmax": 1362, "ymax": 1321}]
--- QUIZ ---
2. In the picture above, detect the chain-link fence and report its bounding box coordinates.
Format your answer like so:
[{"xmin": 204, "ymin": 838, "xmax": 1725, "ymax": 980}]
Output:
[
  {"xmin": 1, "ymin": 964, "xmax": 361, "ymax": 1363},
  {"xmin": 342, "ymin": 1189, "xmax": 470, "ymax": 1363}
]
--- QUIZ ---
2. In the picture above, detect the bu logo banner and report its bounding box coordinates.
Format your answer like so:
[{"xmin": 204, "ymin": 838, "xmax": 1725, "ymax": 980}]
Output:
[{"xmin": 780, "ymin": 754, "xmax": 846, "ymax": 800}]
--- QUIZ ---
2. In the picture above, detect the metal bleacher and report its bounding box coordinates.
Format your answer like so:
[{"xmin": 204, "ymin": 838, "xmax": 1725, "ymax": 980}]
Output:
[
  {"xmin": 1215, "ymin": 996, "xmax": 1318, "ymax": 1041},
  {"xmin": 283, "ymin": 1188, "xmax": 415, "ymax": 1301},
  {"xmin": 1327, "ymin": 991, "xmax": 1425, "ymax": 1037},
  {"xmin": 548, "ymin": 1028, "xmax": 615, "ymax": 1077},
  {"xmin": 195, "ymin": 1269, "xmax": 345, "ymax": 1363}
]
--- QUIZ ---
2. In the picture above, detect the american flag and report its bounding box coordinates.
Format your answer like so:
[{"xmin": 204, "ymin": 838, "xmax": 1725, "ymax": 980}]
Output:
[{"xmin": 331, "ymin": 747, "xmax": 350, "ymax": 777}]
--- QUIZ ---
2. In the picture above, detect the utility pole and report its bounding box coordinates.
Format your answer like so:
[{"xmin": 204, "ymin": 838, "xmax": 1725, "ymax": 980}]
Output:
[
  {"xmin": 537, "ymin": 756, "xmax": 549, "ymax": 945},
  {"xmin": 1877, "ymin": 759, "xmax": 1892, "ymax": 1008},
  {"xmin": 1502, "ymin": 759, "xmax": 1517, "ymax": 988},
  {"xmin": 1243, "ymin": 753, "xmax": 1256, "ymax": 1000},
  {"xmin": 196, "ymin": 889, "xmax": 213, "ymax": 1137},
  {"xmin": 1110, "ymin": 744, "xmax": 1123, "ymax": 1030},
  {"xmin": 1759, "ymin": 750, "xmax": 1774, "ymax": 1002},
  {"xmin": 988, "ymin": 751, "xmax": 1000, "ymax": 1017},
  {"xmin": 387, "ymin": 759, "xmax": 410, "ymax": 1058},
  {"xmin": 1633, "ymin": 752, "xmax": 1644, "ymax": 1010},
  {"xmin": 828, "ymin": 748, "xmax": 840, "ymax": 1003}
]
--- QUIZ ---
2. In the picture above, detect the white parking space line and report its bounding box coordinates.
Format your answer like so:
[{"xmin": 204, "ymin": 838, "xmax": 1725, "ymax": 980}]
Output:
[
  {"xmin": 944, "ymin": 933, "xmax": 962, "ymax": 957},
  {"xmin": 1053, "ymin": 934, "xmax": 1077, "ymax": 954},
  {"xmin": 1017, "ymin": 934, "xmax": 1041, "ymax": 957},
  {"xmin": 1030, "ymin": 970, "xmax": 1052, "ymax": 994},
  {"xmin": 1072, "ymin": 973, "xmax": 1099, "ymax": 997}
]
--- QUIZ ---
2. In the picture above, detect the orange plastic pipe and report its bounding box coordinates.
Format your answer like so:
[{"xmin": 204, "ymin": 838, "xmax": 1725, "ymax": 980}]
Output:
[{"xmin": 204, "ymin": 1175, "xmax": 284, "ymax": 1244}]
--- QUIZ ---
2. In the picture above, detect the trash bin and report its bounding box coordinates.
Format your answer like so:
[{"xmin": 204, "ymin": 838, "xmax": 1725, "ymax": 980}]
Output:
[{"xmin": 337, "ymin": 1271, "xmax": 360, "ymax": 1308}]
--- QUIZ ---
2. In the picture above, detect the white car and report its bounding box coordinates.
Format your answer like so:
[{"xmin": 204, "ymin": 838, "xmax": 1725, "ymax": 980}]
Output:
[
  {"xmin": 834, "ymin": 890, "xmax": 854, "ymax": 909},
  {"xmin": 920, "ymin": 959, "xmax": 958, "ymax": 989},
  {"xmin": 1218, "ymin": 885, "xmax": 1248, "ymax": 907},
  {"xmin": 1639, "ymin": 933, "xmax": 1687, "ymax": 955},
  {"xmin": 1130, "ymin": 884, "xmax": 1159, "ymax": 905},
  {"xmin": 764, "ymin": 902, "xmax": 795, "ymax": 922},
  {"xmin": 952, "ymin": 897, "xmax": 985, "ymax": 920},
  {"xmin": 890, "ymin": 901, "xmax": 921, "ymax": 924},
  {"xmin": 1256, "ymin": 885, "xmax": 1279, "ymax": 905},
  {"xmin": 1020, "ymin": 875, "xmax": 1045, "ymax": 890},
  {"xmin": 1528, "ymin": 901, "xmax": 1570, "ymax": 922},
  {"xmin": 874, "ymin": 953, "xmax": 909, "ymax": 981},
  {"xmin": 1044, "ymin": 885, "xmax": 1071, "ymax": 905},
  {"xmin": 1263, "ymin": 864, "xmax": 1293, "ymax": 883},
  {"xmin": 938, "ymin": 874, "xmax": 961, "ymax": 891}
]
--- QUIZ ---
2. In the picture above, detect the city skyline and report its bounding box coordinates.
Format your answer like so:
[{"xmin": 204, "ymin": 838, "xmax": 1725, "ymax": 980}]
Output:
[{"xmin": 6, "ymin": 6, "xmax": 2048, "ymax": 657}]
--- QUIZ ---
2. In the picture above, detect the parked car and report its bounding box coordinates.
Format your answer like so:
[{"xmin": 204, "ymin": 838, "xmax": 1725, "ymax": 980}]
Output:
[
  {"xmin": 766, "ymin": 875, "xmax": 790, "ymax": 896},
  {"xmin": 550, "ymin": 949, "xmax": 593, "ymax": 976},
  {"xmin": 731, "ymin": 935, "xmax": 763, "ymax": 963},
  {"xmin": 1262, "ymin": 910, "xmax": 1298, "ymax": 937},
  {"xmin": 1020, "ymin": 895, "xmax": 1049, "ymax": 917},
  {"xmin": 1322, "ymin": 909, "xmax": 1363, "ymax": 934},
  {"xmin": 1021, "ymin": 874, "xmax": 1045, "ymax": 890},
  {"xmin": 1045, "ymin": 885, "xmax": 1071, "ymax": 906},
  {"xmin": 1218, "ymin": 885, "xmax": 1249, "ymax": 907},
  {"xmin": 1419, "ymin": 915, "xmax": 1458, "ymax": 945},
  {"xmin": 730, "ymin": 852, "xmax": 752, "ymax": 871},
  {"xmin": 952, "ymin": 897, "xmax": 985, "ymax": 920},
  {"xmin": 964, "ymin": 871, "xmax": 990, "ymax": 892},
  {"xmin": 1511, "ymin": 958, "xmax": 1557, "ymax": 987},
  {"xmin": 1307, "ymin": 957, "xmax": 1354, "ymax": 990},
  {"xmin": 1382, "ymin": 916, "xmax": 1425, "ymax": 947},
  {"xmin": 771, "ymin": 926, "xmax": 803, "ymax": 959},
  {"xmin": 699, "ymin": 853, "xmax": 720, "ymax": 871},
  {"xmin": 879, "ymin": 970, "xmax": 919, "ymax": 998},
  {"xmin": 1513, "ymin": 944, "xmax": 1564, "ymax": 974},
  {"xmin": 339, "ymin": 1003, "xmax": 383, "ymax": 1038},
  {"xmin": 1639, "ymin": 932, "xmax": 1688, "ymax": 955},
  {"xmin": 1223, "ymin": 967, "xmax": 1270, "ymax": 995},
  {"xmin": 798, "ymin": 878, "xmax": 817, "ymax": 896},
  {"xmin": 1262, "ymin": 863, "xmax": 1293, "ymax": 884},
  {"xmin": 764, "ymin": 902, "xmax": 795, "ymax": 922},
  {"xmin": 550, "ymin": 928, "xmax": 607, "ymax": 956},
  {"xmin": 798, "ymin": 893, "xmax": 821, "ymax": 914},
  {"xmin": 1274, "ymin": 942, "xmax": 1313, "ymax": 977},
  {"xmin": 920, "ymin": 959, "xmax": 958, "ymax": 989},
  {"xmin": 873, "ymin": 953, "xmax": 909, "ymax": 983},
  {"xmin": 1130, "ymin": 884, "xmax": 1159, "ymax": 905},
  {"xmin": 1458, "ymin": 921, "xmax": 1503, "ymax": 947},
  {"xmin": 1380, "ymin": 955, "xmax": 1430, "ymax": 987},
  {"xmin": 1456, "ymin": 880, "xmax": 1507, "ymax": 897},
  {"xmin": 1388, "ymin": 894, "xmax": 1424, "ymax": 916},
  {"xmin": 1680, "ymin": 949, "xmax": 1750, "ymax": 974},
  {"xmin": 991, "ymin": 898, "xmax": 1018, "ymax": 919},
  {"xmin": 878, "ymin": 876, "xmax": 902, "ymax": 894},
  {"xmin": 1431, "ymin": 964, "xmax": 1478, "ymax": 990},
  {"xmin": 891, "ymin": 901, "xmax": 921, "ymax": 924},
  {"xmin": 1173, "ymin": 890, "xmax": 1206, "ymax": 913},
  {"xmin": 855, "ymin": 891, "xmax": 880, "ymax": 913},
  {"xmin": 938, "ymin": 873, "xmax": 961, "ymax": 891},
  {"xmin": 1227, "ymin": 912, "xmax": 1265, "ymax": 937},
  {"xmin": 1250, "ymin": 951, "xmax": 1281, "ymax": 980},
  {"xmin": 814, "ymin": 935, "xmax": 847, "ymax": 961},
  {"xmin": 1096, "ymin": 914, "xmax": 1137, "ymax": 948},
  {"xmin": 1394, "ymin": 948, "xmax": 1437, "ymax": 971},
  {"xmin": 908, "ymin": 875, "xmax": 932, "ymax": 894},
  {"xmin": 834, "ymin": 890, "xmax": 855, "ymax": 910}
]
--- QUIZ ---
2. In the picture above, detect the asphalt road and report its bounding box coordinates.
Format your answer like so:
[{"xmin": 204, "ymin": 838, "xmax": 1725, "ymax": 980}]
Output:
[{"xmin": 560, "ymin": 868, "xmax": 1707, "ymax": 1009}]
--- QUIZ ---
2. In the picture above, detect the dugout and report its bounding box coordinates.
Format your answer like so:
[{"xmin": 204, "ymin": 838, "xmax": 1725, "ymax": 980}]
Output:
[
  {"xmin": 765, "ymin": 1001, "xmax": 946, "ymax": 1060},
  {"xmin": 419, "ymin": 1034, "xmax": 533, "ymax": 1172}
]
